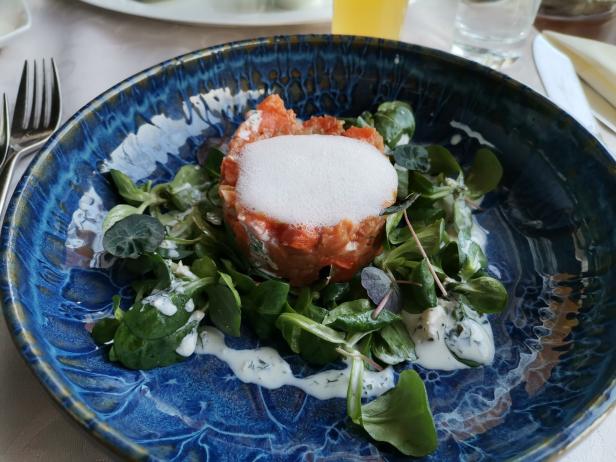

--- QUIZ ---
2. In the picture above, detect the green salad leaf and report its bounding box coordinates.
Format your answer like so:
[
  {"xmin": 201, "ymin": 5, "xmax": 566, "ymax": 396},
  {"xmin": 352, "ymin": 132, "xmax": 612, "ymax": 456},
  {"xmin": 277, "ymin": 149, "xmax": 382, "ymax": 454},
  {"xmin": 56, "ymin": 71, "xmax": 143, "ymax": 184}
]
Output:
[
  {"xmin": 109, "ymin": 169, "xmax": 152, "ymax": 204},
  {"xmin": 276, "ymin": 311, "xmax": 345, "ymax": 365},
  {"xmin": 166, "ymin": 165, "xmax": 209, "ymax": 211},
  {"xmin": 371, "ymin": 321, "xmax": 416, "ymax": 365},
  {"xmin": 123, "ymin": 293, "xmax": 193, "ymax": 340},
  {"xmin": 347, "ymin": 355, "xmax": 364, "ymax": 425},
  {"xmin": 244, "ymin": 280, "xmax": 290, "ymax": 340},
  {"xmin": 373, "ymin": 101, "xmax": 416, "ymax": 149},
  {"xmin": 91, "ymin": 318, "xmax": 120, "ymax": 345},
  {"xmin": 103, "ymin": 214, "xmax": 165, "ymax": 259},
  {"xmin": 204, "ymin": 147, "xmax": 225, "ymax": 178},
  {"xmin": 320, "ymin": 282, "xmax": 351, "ymax": 307},
  {"xmin": 392, "ymin": 144, "xmax": 430, "ymax": 172},
  {"xmin": 102, "ymin": 204, "xmax": 142, "ymax": 234},
  {"xmin": 450, "ymin": 276, "xmax": 507, "ymax": 314},
  {"xmin": 465, "ymin": 148, "xmax": 503, "ymax": 199},
  {"xmin": 323, "ymin": 299, "xmax": 399, "ymax": 333},
  {"xmin": 402, "ymin": 258, "xmax": 437, "ymax": 313},
  {"xmin": 426, "ymin": 145, "xmax": 461, "ymax": 176},
  {"xmin": 112, "ymin": 320, "xmax": 198, "ymax": 370},
  {"xmin": 205, "ymin": 274, "xmax": 242, "ymax": 336},
  {"xmin": 360, "ymin": 370, "xmax": 437, "ymax": 457}
]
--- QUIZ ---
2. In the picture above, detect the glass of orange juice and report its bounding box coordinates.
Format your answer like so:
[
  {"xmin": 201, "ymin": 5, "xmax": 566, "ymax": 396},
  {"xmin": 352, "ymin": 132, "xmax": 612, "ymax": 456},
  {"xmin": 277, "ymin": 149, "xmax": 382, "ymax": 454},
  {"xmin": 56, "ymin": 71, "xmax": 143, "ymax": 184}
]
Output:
[{"xmin": 332, "ymin": 0, "xmax": 409, "ymax": 40}]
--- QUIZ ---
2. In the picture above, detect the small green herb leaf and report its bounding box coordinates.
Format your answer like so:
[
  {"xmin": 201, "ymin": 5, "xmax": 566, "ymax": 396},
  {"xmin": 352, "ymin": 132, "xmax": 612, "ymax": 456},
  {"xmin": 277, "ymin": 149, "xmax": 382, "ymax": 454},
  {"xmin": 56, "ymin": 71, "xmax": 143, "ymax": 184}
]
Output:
[
  {"xmin": 112, "ymin": 320, "xmax": 198, "ymax": 370},
  {"xmin": 373, "ymin": 101, "xmax": 416, "ymax": 149},
  {"xmin": 401, "ymin": 258, "xmax": 437, "ymax": 313},
  {"xmin": 395, "ymin": 166, "xmax": 409, "ymax": 200},
  {"xmin": 276, "ymin": 311, "xmax": 345, "ymax": 365},
  {"xmin": 221, "ymin": 259, "xmax": 257, "ymax": 293},
  {"xmin": 102, "ymin": 204, "xmax": 142, "ymax": 234},
  {"xmin": 426, "ymin": 145, "xmax": 461, "ymax": 176},
  {"xmin": 204, "ymin": 147, "xmax": 225, "ymax": 178},
  {"xmin": 92, "ymin": 318, "xmax": 120, "ymax": 345},
  {"xmin": 454, "ymin": 196, "xmax": 473, "ymax": 239},
  {"xmin": 360, "ymin": 369, "xmax": 437, "ymax": 457},
  {"xmin": 385, "ymin": 211, "xmax": 403, "ymax": 244},
  {"xmin": 244, "ymin": 280, "xmax": 290, "ymax": 340},
  {"xmin": 465, "ymin": 148, "xmax": 503, "ymax": 199},
  {"xmin": 123, "ymin": 293, "xmax": 192, "ymax": 340},
  {"xmin": 112, "ymin": 295, "xmax": 124, "ymax": 320},
  {"xmin": 393, "ymin": 144, "xmax": 430, "ymax": 172},
  {"xmin": 103, "ymin": 215, "xmax": 165, "ymax": 259},
  {"xmin": 205, "ymin": 282, "xmax": 241, "ymax": 337},
  {"xmin": 384, "ymin": 219, "xmax": 445, "ymax": 268},
  {"xmin": 460, "ymin": 241, "xmax": 487, "ymax": 281},
  {"xmin": 323, "ymin": 299, "xmax": 400, "ymax": 333},
  {"xmin": 437, "ymin": 241, "xmax": 461, "ymax": 278},
  {"xmin": 320, "ymin": 282, "xmax": 351, "ymax": 307},
  {"xmin": 408, "ymin": 171, "xmax": 454, "ymax": 200},
  {"xmin": 109, "ymin": 169, "xmax": 151, "ymax": 204},
  {"xmin": 191, "ymin": 256, "xmax": 218, "ymax": 279},
  {"xmin": 450, "ymin": 276, "xmax": 507, "ymax": 314},
  {"xmin": 167, "ymin": 165, "xmax": 209, "ymax": 211},
  {"xmin": 371, "ymin": 321, "xmax": 416, "ymax": 365},
  {"xmin": 347, "ymin": 355, "xmax": 364, "ymax": 425},
  {"xmin": 380, "ymin": 193, "xmax": 419, "ymax": 216},
  {"xmin": 277, "ymin": 313, "xmax": 346, "ymax": 345}
]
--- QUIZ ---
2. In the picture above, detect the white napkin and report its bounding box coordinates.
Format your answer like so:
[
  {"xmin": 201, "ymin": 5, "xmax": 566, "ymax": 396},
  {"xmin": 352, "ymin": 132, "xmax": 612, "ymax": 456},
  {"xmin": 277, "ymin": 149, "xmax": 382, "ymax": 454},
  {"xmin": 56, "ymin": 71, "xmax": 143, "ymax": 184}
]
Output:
[{"xmin": 543, "ymin": 30, "xmax": 616, "ymax": 132}]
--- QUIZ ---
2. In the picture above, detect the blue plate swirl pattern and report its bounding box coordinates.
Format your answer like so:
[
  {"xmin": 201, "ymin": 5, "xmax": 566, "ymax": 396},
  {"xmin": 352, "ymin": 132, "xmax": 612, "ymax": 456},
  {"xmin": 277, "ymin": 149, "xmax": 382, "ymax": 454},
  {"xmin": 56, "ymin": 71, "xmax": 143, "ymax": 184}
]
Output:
[{"xmin": 1, "ymin": 35, "xmax": 615, "ymax": 461}]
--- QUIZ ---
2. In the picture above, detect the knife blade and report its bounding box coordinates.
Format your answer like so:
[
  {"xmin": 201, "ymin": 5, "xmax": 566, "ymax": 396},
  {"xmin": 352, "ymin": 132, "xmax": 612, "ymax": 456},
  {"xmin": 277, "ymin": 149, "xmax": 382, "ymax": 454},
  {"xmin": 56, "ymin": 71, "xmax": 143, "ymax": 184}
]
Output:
[{"xmin": 533, "ymin": 34, "xmax": 600, "ymax": 137}]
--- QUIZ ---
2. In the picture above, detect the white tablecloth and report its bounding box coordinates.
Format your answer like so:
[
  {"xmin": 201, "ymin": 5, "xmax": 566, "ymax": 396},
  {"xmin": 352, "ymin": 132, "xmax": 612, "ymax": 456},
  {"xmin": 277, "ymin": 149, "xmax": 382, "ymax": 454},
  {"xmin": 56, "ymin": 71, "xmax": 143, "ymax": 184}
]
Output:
[{"xmin": 0, "ymin": 0, "xmax": 614, "ymax": 460}]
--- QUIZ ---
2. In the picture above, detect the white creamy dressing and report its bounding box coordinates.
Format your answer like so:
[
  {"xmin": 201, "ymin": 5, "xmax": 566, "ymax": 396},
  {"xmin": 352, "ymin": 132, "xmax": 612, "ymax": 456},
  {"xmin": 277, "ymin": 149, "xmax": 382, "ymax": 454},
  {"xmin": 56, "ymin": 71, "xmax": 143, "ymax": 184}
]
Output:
[
  {"xmin": 159, "ymin": 240, "xmax": 180, "ymax": 259},
  {"xmin": 175, "ymin": 311, "xmax": 205, "ymax": 357},
  {"xmin": 142, "ymin": 292, "xmax": 178, "ymax": 316},
  {"xmin": 171, "ymin": 261, "xmax": 198, "ymax": 281},
  {"xmin": 184, "ymin": 299, "xmax": 195, "ymax": 313},
  {"xmin": 402, "ymin": 303, "xmax": 495, "ymax": 371},
  {"xmin": 471, "ymin": 216, "xmax": 489, "ymax": 250},
  {"xmin": 195, "ymin": 326, "xmax": 395, "ymax": 400}
]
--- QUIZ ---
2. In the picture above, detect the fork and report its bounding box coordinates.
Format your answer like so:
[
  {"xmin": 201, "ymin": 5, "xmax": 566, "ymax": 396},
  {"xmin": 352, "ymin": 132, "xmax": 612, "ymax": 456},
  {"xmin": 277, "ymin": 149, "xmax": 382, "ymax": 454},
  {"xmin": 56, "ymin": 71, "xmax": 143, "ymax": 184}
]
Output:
[
  {"xmin": 0, "ymin": 59, "xmax": 62, "ymax": 218},
  {"xmin": 0, "ymin": 94, "xmax": 9, "ymax": 171}
]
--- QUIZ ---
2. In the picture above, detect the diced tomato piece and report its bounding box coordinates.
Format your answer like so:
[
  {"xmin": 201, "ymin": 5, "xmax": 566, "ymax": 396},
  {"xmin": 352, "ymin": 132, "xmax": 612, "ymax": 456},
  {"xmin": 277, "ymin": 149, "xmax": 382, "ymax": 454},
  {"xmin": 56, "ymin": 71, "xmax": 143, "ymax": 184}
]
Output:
[
  {"xmin": 303, "ymin": 115, "xmax": 345, "ymax": 135},
  {"xmin": 343, "ymin": 126, "xmax": 385, "ymax": 152},
  {"xmin": 256, "ymin": 94, "xmax": 299, "ymax": 136},
  {"xmin": 220, "ymin": 158, "xmax": 239, "ymax": 186},
  {"xmin": 279, "ymin": 225, "xmax": 320, "ymax": 250}
]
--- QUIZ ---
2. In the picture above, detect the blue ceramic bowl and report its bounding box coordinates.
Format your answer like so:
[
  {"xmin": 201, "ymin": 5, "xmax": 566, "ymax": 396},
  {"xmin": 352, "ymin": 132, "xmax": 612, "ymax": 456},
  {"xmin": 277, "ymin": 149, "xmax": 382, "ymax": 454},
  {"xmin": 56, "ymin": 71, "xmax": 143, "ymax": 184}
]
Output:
[{"xmin": 2, "ymin": 35, "xmax": 615, "ymax": 461}]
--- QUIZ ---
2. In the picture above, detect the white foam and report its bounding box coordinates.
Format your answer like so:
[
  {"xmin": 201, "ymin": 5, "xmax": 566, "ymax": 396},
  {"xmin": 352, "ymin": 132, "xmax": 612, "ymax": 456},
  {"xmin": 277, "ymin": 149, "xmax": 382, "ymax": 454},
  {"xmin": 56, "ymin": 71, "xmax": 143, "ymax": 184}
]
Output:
[{"xmin": 235, "ymin": 135, "xmax": 398, "ymax": 227}]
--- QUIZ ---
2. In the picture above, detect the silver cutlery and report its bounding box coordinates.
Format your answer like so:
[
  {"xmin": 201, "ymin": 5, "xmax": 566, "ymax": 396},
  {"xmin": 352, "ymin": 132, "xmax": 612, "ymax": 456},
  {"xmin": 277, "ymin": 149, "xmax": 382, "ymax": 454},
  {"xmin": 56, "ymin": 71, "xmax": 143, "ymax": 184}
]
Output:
[
  {"xmin": 0, "ymin": 94, "xmax": 8, "ymax": 170},
  {"xmin": 0, "ymin": 59, "xmax": 62, "ymax": 219}
]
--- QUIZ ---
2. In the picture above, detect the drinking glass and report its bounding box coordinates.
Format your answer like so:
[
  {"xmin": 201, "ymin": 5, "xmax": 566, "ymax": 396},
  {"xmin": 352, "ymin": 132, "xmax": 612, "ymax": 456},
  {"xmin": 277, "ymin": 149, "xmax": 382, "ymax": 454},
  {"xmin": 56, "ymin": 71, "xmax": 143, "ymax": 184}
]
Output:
[
  {"xmin": 451, "ymin": 0, "xmax": 541, "ymax": 69},
  {"xmin": 332, "ymin": 0, "xmax": 409, "ymax": 41}
]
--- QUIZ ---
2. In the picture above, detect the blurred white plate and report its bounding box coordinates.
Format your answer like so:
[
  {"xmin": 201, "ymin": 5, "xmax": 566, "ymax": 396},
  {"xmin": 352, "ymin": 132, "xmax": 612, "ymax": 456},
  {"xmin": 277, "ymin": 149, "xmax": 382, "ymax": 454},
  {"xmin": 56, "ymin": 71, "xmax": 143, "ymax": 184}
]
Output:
[
  {"xmin": 77, "ymin": 0, "xmax": 332, "ymax": 26},
  {"xmin": 0, "ymin": 0, "xmax": 31, "ymax": 47}
]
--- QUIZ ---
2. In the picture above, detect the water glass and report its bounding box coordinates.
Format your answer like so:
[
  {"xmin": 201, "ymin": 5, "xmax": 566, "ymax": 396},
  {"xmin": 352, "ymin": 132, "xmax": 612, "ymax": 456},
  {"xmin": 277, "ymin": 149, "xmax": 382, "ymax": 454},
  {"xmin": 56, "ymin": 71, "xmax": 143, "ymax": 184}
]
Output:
[
  {"xmin": 332, "ymin": 0, "xmax": 409, "ymax": 41},
  {"xmin": 451, "ymin": 0, "xmax": 541, "ymax": 69}
]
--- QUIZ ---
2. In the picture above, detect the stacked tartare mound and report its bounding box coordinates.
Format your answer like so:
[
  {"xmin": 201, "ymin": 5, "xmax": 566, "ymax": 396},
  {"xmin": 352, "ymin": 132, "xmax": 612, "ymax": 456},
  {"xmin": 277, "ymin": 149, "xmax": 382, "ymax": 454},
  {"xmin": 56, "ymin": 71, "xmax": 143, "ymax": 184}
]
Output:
[{"xmin": 219, "ymin": 95, "xmax": 397, "ymax": 286}]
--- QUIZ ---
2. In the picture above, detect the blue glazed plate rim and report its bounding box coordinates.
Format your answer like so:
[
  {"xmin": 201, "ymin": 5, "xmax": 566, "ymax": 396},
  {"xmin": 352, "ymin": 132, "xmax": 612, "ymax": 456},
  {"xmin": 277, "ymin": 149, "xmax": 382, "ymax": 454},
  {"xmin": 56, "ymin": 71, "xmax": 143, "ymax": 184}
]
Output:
[{"xmin": 1, "ymin": 34, "xmax": 615, "ymax": 460}]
